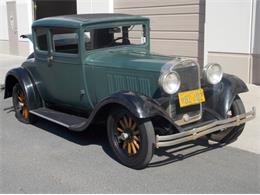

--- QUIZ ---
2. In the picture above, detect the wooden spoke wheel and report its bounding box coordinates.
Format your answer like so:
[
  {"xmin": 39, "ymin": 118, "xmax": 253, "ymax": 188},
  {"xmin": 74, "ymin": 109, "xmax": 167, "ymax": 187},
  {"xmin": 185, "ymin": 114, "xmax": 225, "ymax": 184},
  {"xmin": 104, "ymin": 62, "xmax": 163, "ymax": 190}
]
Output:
[
  {"xmin": 116, "ymin": 115, "xmax": 141, "ymax": 156},
  {"xmin": 12, "ymin": 83, "xmax": 35, "ymax": 124},
  {"xmin": 107, "ymin": 108, "xmax": 155, "ymax": 169}
]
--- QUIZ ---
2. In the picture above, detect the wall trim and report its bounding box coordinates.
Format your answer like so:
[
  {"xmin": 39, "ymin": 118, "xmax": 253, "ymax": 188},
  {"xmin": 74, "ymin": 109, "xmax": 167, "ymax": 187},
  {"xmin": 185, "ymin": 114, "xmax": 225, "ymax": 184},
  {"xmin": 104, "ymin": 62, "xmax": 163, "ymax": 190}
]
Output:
[{"xmin": 208, "ymin": 51, "xmax": 252, "ymax": 56}]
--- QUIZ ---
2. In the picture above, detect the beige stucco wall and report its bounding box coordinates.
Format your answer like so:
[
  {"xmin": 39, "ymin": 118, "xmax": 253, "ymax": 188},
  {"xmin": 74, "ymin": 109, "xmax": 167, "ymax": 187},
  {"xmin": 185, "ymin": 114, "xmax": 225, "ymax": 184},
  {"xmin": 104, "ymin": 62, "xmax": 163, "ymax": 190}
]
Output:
[
  {"xmin": 208, "ymin": 52, "xmax": 260, "ymax": 85},
  {"xmin": 208, "ymin": 52, "xmax": 251, "ymax": 83},
  {"xmin": 114, "ymin": 0, "xmax": 205, "ymax": 66},
  {"xmin": 252, "ymin": 54, "xmax": 260, "ymax": 85}
]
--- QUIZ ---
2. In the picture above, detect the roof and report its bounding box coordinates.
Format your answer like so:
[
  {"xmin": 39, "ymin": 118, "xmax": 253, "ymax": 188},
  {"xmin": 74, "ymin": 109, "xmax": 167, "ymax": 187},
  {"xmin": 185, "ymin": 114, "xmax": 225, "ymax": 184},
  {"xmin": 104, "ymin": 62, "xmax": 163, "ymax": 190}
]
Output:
[{"xmin": 32, "ymin": 13, "xmax": 149, "ymax": 28}]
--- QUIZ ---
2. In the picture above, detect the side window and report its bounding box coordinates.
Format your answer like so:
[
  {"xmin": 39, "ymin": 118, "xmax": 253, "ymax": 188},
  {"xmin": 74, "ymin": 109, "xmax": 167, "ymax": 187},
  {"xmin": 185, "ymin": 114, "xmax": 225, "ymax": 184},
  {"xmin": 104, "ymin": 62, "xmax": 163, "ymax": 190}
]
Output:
[
  {"xmin": 51, "ymin": 28, "xmax": 79, "ymax": 54},
  {"xmin": 35, "ymin": 28, "xmax": 48, "ymax": 51},
  {"xmin": 84, "ymin": 31, "xmax": 92, "ymax": 49}
]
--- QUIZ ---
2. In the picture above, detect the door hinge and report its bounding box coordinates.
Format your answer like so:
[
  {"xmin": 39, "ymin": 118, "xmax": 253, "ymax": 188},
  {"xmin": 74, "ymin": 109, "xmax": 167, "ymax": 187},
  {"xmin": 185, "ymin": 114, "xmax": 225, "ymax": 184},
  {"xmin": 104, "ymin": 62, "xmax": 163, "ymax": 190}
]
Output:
[{"xmin": 80, "ymin": 90, "xmax": 85, "ymax": 96}]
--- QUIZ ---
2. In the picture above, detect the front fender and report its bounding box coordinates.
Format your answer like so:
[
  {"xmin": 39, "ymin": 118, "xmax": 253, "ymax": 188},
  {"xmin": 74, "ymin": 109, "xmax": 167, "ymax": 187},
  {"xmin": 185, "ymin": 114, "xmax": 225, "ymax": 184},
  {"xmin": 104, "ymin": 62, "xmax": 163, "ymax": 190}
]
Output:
[
  {"xmin": 204, "ymin": 73, "xmax": 248, "ymax": 118},
  {"xmin": 97, "ymin": 91, "xmax": 171, "ymax": 119},
  {"xmin": 72, "ymin": 91, "xmax": 180, "ymax": 131},
  {"xmin": 4, "ymin": 67, "xmax": 42, "ymax": 110}
]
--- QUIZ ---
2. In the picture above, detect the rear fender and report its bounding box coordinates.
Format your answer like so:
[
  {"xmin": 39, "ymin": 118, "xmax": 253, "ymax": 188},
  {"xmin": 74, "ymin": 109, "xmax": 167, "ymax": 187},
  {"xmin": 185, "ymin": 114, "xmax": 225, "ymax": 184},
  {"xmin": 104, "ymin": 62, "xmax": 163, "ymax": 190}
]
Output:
[
  {"xmin": 204, "ymin": 74, "xmax": 248, "ymax": 118},
  {"xmin": 4, "ymin": 67, "xmax": 42, "ymax": 110}
]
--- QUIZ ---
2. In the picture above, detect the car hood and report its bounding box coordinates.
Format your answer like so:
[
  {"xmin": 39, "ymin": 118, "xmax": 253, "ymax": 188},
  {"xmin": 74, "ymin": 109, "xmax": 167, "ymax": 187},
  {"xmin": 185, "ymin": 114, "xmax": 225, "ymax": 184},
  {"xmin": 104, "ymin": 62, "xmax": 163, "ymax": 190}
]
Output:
[{"xmin": 84, "ymin": 49, "xmax": 175, "ymax": 72}]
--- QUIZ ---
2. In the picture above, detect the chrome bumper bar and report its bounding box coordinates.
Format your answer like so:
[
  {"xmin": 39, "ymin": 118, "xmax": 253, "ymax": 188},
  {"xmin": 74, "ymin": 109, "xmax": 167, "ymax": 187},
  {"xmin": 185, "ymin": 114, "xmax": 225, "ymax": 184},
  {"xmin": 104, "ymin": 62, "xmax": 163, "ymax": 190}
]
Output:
[{"xmin": 156, "ymin": 107, "xmax": 256, "ymax": 148}]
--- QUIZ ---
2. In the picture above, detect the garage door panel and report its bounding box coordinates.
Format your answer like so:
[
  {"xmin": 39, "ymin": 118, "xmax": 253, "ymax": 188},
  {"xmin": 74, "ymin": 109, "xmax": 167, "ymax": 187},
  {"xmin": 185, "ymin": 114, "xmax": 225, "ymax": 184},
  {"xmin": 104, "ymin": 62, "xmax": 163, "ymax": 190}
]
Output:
[
  {"xmin": 151, "ymin": 31, "xmax": 201, "ymax": 40},
  {"xmin": 115, "ymin": 5, "xmax": 201, "ymax": 15},
  {"xmin": 115, "ymin": 14, "xmax": 201, "ymax": 31},
  {"xmin": 114, "ymin": 0, "xmax": 201, "ymax": 9},
  {"xmin": 131, "ymin": 31, "xmax": 201, "ymax": 41},
  {"xmin": 149, "ymin": 15, "xmax": 200, "ymax": 31},
  {"xmin": 150, "ymin": 39, "xmax": 199, "ymax": 57}
]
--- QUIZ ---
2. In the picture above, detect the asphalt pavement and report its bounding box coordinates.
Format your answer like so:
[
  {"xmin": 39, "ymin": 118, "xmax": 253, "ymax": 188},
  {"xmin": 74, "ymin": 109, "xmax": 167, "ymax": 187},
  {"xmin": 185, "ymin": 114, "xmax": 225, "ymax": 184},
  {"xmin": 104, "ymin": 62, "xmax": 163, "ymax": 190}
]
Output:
[
  {"xmin": 0, "ymin": 91, "xmax": 260, "ymax": 193},
  {"xmin": 0, "ymin": 54, "xmax": 260, "ymax": 193}
]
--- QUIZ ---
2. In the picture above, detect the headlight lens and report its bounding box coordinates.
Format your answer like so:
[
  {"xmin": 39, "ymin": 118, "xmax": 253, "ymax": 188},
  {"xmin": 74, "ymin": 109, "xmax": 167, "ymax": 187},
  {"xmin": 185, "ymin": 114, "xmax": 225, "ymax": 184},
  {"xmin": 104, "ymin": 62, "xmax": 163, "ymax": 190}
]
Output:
[
  {"xmin": 159, "ymin": 71, "xmax": 181, "ymax": 94},
  {"xmin": 204, "ymin": 63, "xmax": 223, "ymax": 84}
]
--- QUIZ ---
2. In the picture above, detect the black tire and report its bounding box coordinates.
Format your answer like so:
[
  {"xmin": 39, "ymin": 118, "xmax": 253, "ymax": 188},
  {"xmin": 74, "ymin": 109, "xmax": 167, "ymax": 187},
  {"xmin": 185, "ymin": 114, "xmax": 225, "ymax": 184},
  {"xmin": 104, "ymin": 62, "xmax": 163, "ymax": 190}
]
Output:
[
  {"xmin": 12, "ymin": 83, "xmax": 36, "ymax": 124},
  {"xmin": 208, "ymin": 96, "xmax": 245, "ymax": 144},
  {"xmin": 107, "ymin": 108, "xmax": 155, "ymax": 169}
]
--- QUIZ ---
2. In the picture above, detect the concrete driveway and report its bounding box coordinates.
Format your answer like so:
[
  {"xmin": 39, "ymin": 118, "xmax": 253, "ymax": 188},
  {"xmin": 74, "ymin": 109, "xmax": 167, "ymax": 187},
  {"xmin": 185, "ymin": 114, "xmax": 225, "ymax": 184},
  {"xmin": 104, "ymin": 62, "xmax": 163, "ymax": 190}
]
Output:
[{"xmin": 0, "ymin": 54, "xmax": 260, "ymax": 193}]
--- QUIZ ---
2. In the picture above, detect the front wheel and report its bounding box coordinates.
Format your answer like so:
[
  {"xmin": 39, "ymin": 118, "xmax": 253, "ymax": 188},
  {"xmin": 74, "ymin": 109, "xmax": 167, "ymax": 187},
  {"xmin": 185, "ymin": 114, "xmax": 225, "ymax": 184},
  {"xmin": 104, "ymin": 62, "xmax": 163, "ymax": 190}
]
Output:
[
  {"xmin": 107, "ymin": 108, "xmax": 155, "ymax": 169},
  {"xmin": 208, "ymin": 96, "xmax": 245, "ymax": 144}
]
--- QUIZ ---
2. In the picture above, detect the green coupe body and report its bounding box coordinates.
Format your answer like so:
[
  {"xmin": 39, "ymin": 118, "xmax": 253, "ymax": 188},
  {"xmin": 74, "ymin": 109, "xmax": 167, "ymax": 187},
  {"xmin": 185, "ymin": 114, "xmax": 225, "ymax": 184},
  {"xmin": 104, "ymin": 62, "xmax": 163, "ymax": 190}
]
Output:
[
  {"xmin": 25, "ymin": 14, "xmax": 169, "ymax": 110},
  {"xmin": 4, "ymin": 14, "xmax": 255, "ymax": 169}
]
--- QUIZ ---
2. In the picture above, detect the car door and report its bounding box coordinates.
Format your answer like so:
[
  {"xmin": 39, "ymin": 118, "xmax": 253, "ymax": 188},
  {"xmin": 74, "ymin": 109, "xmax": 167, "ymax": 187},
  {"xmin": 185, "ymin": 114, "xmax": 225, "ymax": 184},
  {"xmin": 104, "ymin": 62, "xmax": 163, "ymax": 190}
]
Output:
[
  {"xmin": 47, "ymin": 27, "xmax": 90, "ymax": 109},
  {"xmin": 31, "ymin": 27, "xmax": 54, "ymax": 102},
  {"xmin": 32, "ymin": 27, "xmax": 89, "ymax": 110}
]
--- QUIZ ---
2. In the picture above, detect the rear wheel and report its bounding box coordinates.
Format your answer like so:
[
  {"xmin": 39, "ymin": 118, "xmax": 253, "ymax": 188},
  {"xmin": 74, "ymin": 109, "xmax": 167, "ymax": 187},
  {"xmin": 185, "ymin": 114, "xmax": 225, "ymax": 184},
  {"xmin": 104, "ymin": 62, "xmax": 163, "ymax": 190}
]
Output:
[
  {"xmin": 107, "ymin": 108, "xmax": 155, "ymax": 169},
  {"xmin": 208, "ymin": 96, "xmax": 245, "ymax": 144},
  {"xmin": 12, "ymin": 83, "xmax": 36, "ymax": 124}
]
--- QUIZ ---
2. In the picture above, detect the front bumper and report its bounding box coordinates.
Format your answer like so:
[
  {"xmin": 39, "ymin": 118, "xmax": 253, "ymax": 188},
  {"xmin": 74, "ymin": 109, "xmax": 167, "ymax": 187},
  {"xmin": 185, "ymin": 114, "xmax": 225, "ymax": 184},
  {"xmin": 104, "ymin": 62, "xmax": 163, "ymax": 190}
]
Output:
[{"xmin": 156, "ymin": 107, "xmax": 256, "ymax": 148}]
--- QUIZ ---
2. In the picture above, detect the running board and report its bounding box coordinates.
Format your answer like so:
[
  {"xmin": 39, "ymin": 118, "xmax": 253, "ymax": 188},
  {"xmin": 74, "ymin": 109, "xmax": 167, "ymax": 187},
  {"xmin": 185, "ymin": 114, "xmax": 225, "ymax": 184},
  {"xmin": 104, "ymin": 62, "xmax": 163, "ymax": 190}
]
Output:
[{"xmin": 30, "ymin": 107, "xmax": 88, "ymax": 131}]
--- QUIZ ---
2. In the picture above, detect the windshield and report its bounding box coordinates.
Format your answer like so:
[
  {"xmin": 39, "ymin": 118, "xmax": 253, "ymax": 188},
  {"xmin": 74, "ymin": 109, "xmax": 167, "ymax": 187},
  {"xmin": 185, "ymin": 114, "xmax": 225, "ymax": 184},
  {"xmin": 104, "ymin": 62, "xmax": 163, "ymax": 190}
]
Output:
[{"xmin": 84, "ymin": 24, "xmax": 147, "ymax": 51}]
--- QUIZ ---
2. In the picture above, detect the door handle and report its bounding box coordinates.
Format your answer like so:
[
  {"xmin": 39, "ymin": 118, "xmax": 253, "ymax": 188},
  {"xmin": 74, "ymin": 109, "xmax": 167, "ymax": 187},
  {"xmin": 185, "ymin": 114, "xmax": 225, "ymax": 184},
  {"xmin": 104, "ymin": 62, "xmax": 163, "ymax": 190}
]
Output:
[{"xmin": 47, "ymin": 56, "xmax": 53, "ymax": 62}]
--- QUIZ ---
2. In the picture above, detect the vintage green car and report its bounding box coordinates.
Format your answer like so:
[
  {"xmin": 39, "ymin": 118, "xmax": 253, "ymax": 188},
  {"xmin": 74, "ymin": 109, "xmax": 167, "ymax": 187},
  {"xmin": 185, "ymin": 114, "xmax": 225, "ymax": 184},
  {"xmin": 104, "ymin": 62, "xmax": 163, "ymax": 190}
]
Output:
[{"xmin": 4, "ymin": 14, "xmax": 255, "ymax": 169}]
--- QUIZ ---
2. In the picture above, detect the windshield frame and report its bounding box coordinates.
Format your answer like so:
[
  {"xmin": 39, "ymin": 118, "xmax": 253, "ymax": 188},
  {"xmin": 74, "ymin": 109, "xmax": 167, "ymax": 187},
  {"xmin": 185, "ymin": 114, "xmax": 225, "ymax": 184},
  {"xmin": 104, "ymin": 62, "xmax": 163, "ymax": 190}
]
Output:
[{"xmin": 82, "ymin": 21, "xmax": 150, "ymax": 54}]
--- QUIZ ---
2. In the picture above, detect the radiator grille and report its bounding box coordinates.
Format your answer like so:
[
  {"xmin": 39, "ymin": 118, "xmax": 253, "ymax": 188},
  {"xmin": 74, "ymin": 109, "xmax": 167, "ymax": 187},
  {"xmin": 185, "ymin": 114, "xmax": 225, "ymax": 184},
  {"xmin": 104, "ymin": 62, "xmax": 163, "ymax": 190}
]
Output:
[
  {"xmin": 176, "ymin": 65, "xmax": 199, "ymax": 92},
  {"xmin": 170, "ymin": 62, "xmax": 201, "ymax": 126}
]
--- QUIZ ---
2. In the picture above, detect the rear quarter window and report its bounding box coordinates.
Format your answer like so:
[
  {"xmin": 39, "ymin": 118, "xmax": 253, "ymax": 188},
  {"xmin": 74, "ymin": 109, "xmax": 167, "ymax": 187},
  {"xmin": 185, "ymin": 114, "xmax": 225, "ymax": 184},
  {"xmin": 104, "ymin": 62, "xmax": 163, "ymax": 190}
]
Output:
[
  {"xmin": 35, "ymin": 28, "xmax": 48, "ymax": 51},
  {"xmin": 51, "ymin": 28, "xmax": 79, "ymax": 54}
]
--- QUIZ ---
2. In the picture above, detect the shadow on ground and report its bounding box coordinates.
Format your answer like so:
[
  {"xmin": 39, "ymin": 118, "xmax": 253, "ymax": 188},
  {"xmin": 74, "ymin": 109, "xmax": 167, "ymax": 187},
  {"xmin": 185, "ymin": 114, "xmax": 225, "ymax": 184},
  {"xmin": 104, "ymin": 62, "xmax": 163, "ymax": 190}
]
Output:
[
  {"xmin": 4, "ymin": 107, "xmax": 225, "ymax": 168},
  {"xmin": 150, "ymin": 139, "xmax": 225, "ymax": 167},
  {"xmin": 35, "ymin": 116, "xmax": 226, "ymax": 167}
]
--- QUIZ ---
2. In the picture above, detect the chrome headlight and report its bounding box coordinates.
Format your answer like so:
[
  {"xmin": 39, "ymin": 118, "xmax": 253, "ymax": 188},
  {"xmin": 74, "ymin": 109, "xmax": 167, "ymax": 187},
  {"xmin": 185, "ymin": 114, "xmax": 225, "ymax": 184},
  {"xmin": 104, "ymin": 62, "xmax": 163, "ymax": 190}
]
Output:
[
  {"xmin": 204, "ymin": 63, "xmax": 223, "ymax": 84},
  {"xmin": 159, "ymin": 71, "xmax": 181, "ymax": 94}
]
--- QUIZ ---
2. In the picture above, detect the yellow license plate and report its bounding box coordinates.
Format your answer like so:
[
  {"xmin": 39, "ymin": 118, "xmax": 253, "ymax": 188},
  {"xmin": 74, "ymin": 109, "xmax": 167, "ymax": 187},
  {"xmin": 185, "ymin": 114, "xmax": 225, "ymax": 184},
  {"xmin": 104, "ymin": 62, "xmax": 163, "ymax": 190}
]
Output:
[{"xmin": 178, "ymin": 88, "xmax": 205, "ymax": 108}]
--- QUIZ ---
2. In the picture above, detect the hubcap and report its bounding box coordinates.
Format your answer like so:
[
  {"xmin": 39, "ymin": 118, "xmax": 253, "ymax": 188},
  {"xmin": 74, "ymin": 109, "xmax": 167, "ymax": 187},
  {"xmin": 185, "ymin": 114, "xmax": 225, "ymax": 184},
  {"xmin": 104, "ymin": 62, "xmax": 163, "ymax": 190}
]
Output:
[{"xmin": 116, "ymin": 115, "xmax": 140, "ymax": 156}]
